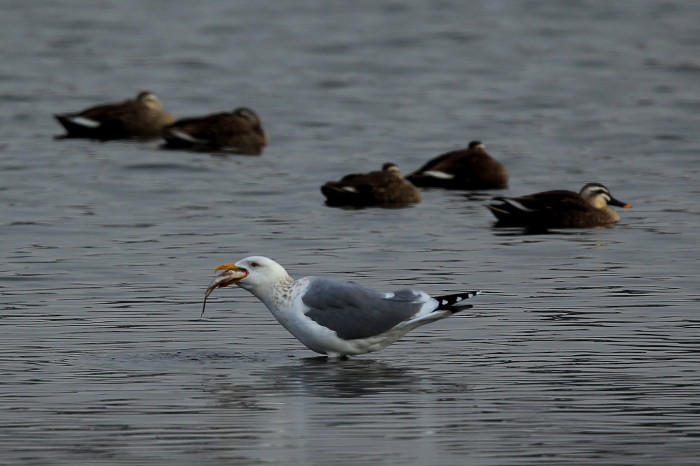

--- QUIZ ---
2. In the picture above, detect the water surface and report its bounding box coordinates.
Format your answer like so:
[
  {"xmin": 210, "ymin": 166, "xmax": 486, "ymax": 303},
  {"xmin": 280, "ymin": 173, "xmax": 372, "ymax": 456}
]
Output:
[{"xmin": 2, "ymin": 0, "xmax": 699, "ymax": 464}]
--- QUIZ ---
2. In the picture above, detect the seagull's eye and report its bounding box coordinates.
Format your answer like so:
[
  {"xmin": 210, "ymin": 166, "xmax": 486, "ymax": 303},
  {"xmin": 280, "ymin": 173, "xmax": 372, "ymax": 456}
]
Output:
[{"xmin": 250, "ymin": 261, "xmax": 260, "ymax": 268}]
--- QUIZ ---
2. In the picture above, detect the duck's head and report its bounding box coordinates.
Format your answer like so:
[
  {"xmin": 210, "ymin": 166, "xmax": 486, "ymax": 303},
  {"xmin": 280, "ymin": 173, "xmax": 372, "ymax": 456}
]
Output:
[
  {"xmin": 136, "ymin": 91, "xmax": 163, "ymax": 110},
  {"xmin": 232, "ymin": 107, "xmax": 267, "ymax": 145},
  {"xmin": 382, "ymin": 162, "xmax": 403, "ymax": 178},
  {"xmin": 468, "ymin": 140, "xmax": 486, "ymax": 151},
  {"xmin": 580, "ymin": 183, "xmax": 631, "ymax": 209}
]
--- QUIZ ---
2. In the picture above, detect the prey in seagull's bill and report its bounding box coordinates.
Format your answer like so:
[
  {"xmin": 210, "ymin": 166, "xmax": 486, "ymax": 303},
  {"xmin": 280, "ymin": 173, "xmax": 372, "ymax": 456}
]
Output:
[
  {"xmin": 202, "ymin": 265, "xmax": 248, "ymax": 316},
  {"xmin": 201, "ymin": 256, "xmax": 480, "ymax": 358}
]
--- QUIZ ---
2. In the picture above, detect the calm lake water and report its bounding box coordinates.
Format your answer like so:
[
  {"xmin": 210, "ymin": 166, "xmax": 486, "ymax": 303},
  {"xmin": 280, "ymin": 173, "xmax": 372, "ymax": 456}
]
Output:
[{"xmin": 2, "ymin": 0, "xmax": 700, "ymax": 464}]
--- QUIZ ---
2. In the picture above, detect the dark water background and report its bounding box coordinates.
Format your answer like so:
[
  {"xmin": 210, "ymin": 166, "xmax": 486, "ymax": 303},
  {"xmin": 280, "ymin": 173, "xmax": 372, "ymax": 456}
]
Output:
[{"xmin": 2, "ymin": 0, "xmax": 699, "ymax": 464}]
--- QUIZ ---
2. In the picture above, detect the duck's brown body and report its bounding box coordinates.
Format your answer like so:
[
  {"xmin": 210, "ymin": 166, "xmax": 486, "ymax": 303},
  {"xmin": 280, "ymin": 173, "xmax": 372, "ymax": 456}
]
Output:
[
  {"xmin": 55, "ymin": 91, "xmax": 175, "ymax": 140},
  {"xmin": 407, "ymin": 141, "xmax": 508, "ymax": 190},
  {"xmin": 321, "ymin": 163, "xmax": 420, "ymax": 207},
  {"xmin": 162, "ymin": 107, "xmax": 267, "ymax": 153},
  {"xmin": 487, "ymin": 183, "xmax": 631, "ymax": 229}
]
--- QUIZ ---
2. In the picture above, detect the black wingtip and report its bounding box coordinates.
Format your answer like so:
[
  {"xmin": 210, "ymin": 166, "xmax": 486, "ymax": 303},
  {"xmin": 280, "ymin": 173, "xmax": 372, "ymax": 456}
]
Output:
[
  {"xmin": 435, "ymin": 291, "xmax": 481, "ymax": 312},
  {"xmin": 447, "ymin": 304, "xmax": 473, "ymax": 314}
]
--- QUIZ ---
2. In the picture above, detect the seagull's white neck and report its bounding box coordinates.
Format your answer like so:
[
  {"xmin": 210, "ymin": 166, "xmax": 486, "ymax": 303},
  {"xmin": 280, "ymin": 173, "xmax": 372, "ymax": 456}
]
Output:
[{"xmin": 241, "ymin": 273, "xmax": 295, "ymax": 310}]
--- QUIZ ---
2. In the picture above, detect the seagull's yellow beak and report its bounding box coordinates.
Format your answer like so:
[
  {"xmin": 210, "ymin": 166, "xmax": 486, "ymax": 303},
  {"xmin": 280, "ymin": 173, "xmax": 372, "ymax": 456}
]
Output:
[
  {"xmin": 215, "ymin": 263, "xmax": 240, "ymax": 272},
  {"xmin": 209, "ymin": 263, "xmax": 248, "ymax": 288},
  {"xmin": 201, "ymin": 263, "xmax": 249, "ymax": 317}
]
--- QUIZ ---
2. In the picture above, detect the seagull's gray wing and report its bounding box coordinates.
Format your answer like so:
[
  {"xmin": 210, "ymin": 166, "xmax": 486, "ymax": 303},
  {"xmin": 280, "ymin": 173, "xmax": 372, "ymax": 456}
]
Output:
[{"xmin": 301, "ymin": 277, "xmax": 429, "ymax": 340}]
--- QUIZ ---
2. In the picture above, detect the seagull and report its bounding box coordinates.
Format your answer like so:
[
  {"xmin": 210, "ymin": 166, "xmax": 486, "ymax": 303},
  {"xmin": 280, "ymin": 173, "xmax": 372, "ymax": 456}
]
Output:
[{"xmin": 202, "ymin": 256, "xmax": 480, "ymax": 358}]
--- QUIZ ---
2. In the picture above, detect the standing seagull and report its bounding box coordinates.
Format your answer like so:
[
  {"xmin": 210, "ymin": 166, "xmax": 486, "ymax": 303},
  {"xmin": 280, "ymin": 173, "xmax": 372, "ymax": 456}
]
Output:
[
  {"xmin": 202, "ymin": 256, "xmax": 480, "ymax": 358},
  {"xmin": 54, "ymin": 91, "xmax": 176, "ymax": 140}
]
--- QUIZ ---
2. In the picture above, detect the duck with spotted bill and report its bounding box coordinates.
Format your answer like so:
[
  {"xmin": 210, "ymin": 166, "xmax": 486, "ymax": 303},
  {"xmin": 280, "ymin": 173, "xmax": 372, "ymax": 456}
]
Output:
[
  {"xmin": 162, "ymin": 107, "xmax": 267, "ymax": 154},
  {"xmin": 202, "ymin": 256, "xmax": 480, "ymax": 358},
  {"xmin": 406, "ymin": 140, "xmax": 509, "ymax": 190},
  {"xmin": 486, "ymin": 182, "xmax": 631, "ymax": 229},
  {"xmin": 321, "ymin": 163, "xmax": 421, "ymax": 207},
  {"xmin": 54, "ymin": 91, "xmax": 176, "ymax": 140}
]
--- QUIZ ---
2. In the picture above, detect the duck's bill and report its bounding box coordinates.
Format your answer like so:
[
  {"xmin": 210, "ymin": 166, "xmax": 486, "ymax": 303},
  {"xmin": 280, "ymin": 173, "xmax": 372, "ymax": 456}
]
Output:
[
  {"xmin": 609, "ymin": 196, "xmax": 632, "ymax": 208},
  {"xmin": 201, "ymin": 266, "xmax": 248, "ymax": 316}
]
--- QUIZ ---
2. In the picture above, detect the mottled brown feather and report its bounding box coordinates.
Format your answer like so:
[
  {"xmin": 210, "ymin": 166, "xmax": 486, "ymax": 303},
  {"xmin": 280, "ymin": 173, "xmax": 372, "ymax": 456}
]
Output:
[
  {"xmin": 162, "ymin": 107, "xmax": 267, "ymax": 153},
  {"xmin": 487, "ymin": 183, "xmax": 630, "ymax": 228},
  {"xmin": 54, "ymin": 91, "xmax": 175, "ymax": 140},
  {"xmin": 407, "ymin": 141, "xmax": 508, "ymax": 190},
  {"xmin": 321, "ymin": 163, "xmax": 421, "ymax": 207}
]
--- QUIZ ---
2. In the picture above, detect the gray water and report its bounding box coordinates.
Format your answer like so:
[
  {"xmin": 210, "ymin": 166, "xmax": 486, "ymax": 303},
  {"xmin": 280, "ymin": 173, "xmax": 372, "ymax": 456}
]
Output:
[{"xmin": 2, "ymin": 0, "xmax": 700, "ymax": 464}]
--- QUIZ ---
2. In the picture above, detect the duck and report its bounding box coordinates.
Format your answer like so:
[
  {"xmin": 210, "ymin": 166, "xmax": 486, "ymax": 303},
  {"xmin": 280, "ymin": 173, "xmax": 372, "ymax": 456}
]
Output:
[
  {"xmin": 406, "ymin": 141, "xmax": 509, "ymax": 190},
  {"xmin": 321, "ymin": 163, "xmax": 421, "ymax": 207},
  {"xmin": 202, "ymin": 255, "xmax": 480, "ymax": 358},
  {"xmin": 161, "ymin": 107, "xmax": 267, "ymax": 154},
  {"xmin": 54, "ymin": 91, "xmax": 176, "ymax": 140},
  {"xmin": 486, "ymin": 182, "xmax": 631, "ymax": 228}
]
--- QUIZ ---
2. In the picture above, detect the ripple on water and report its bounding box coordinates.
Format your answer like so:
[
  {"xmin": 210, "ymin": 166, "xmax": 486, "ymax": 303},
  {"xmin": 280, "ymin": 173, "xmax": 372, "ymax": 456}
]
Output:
[{"xmin": 2, "ymin": 0, "xmax": 700, "ymax": 464}]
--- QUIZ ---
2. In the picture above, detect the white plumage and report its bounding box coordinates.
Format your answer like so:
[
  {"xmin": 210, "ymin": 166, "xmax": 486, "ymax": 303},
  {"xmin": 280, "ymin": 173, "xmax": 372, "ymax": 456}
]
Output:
[{"xmin": 203, "ymin": 256, "xmax": 480, "ymax": 358}]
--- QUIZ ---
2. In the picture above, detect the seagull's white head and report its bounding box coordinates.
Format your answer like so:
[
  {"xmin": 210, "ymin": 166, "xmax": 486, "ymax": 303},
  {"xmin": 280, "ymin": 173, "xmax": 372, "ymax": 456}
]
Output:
[
  {"xmin": 221, "ymin": 256, "xmax": 290, "ymax": 293},
  {"xmin": 202, "ymin": 256, "xmax": 292, "ymax": 315}
]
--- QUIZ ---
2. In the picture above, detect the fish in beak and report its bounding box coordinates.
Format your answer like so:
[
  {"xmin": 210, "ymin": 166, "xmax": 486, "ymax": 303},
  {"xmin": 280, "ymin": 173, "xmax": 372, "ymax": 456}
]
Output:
[{"xmin": 201, "ymin": 264, "xmax": 248, "ymax": 316}]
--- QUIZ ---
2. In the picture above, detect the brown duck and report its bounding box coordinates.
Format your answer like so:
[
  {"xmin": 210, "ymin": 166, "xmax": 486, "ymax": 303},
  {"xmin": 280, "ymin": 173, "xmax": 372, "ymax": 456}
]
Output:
[
  {"xmin": 54, "ymin": 91, "xmax": 175, "ymax": 140},
  {"xmin": 161, "ymin": 107, "xmax": 267, "ymax": 154},
  {"xmin": 486, "ymin": 182, "xmax": 631, "ymax": 228},
  {"xmin": 406, "ymin": 141, "xmax": 508, "ymax": 189},
  {"xmin": 321, "ymin": 163, "xmax": 421, "ymax": 207}
]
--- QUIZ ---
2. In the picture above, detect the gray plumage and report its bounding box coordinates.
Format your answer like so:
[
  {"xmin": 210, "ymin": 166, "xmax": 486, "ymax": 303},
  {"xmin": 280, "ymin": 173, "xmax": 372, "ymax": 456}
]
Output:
[
  {"xmin": 302, "ymin": 277, "xmax": 425, "ymax": 340},
  {"xmin": 203, "ymin": 256, "xmax": 480, "ymax": 357}
]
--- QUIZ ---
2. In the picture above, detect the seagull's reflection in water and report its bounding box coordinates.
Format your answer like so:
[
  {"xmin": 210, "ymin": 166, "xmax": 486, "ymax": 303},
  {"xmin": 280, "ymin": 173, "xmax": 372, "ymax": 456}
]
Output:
[
  {"xmin": 203, "ymin": 354, "xmax": 473, "ymax": 416},
  {"xmin": 260, "ymin": 357, "xmax": 420, "ymax": 398},
  {"xmin": 203, "ymin": 357, "xmax": 421, "ymax": 407},
  {"xmin": 200, "ymin": 356, "xmax": 466, "ymax": 458}
]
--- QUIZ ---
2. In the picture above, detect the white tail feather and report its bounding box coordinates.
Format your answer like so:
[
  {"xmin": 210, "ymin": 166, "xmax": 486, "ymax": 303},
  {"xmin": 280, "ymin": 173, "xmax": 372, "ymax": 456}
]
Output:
[
  {"xmin": 423, "ymin": 170, "xmax": 454, "ymax": 180},
  {"xmin": 69, "ymin": 116, "xmax": 100, "ymax": 128}
]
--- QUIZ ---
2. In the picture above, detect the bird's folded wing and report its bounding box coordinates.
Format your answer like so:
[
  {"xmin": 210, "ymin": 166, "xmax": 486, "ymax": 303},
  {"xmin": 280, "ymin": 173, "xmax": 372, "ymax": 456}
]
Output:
[{"xmin": 301, "ymin": 277, "xmax": 426, "ymax": 340}]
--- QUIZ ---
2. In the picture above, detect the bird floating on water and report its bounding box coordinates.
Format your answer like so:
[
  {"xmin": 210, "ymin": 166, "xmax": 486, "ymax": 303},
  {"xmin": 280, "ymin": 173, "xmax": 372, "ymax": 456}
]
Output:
[
  {"xmin": 202, "ymin": 256, "xmax": 480, "ymax": 358},
  {"xmin": 406, "ymin": 140, "xmax": 509, "ymax": 190},
  {"xmin": 321, "ymin": 163, "xmax": 421, "ymax": 207},
  {"xmin": 162, "ymin": 107, "xmax": 267, "ymax": 154},
  {"xmin": 54, "ymin": 91, "xmax": 176, "ymax": 140},
  {"xmin": 486, "ymin": 182, "xmax": 631, "ymax": 229}
]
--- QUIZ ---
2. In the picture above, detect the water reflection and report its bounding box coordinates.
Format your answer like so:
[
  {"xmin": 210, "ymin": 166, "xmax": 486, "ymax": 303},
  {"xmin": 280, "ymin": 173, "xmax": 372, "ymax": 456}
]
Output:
[
  {"xmin": 461, "ymin": 192, "xmax": 495, "ymax": 202},
  {"xmin": 257, "ymin": 358, "xmax": 419, "ymax": 398},
  {"xmin": 4, "ymin": 0, "xmax": 700, "ymax": 462},
  {"xmin": 202, "ymin": 358, "xmax": 420, "ymax": 408},
  {"xmin": 490, "ymin": 225, "xmax": 588, "ymax": 236},
  {"xmin": 158, "ymin": 144, "xmax": 264, "ymax": 156}
]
